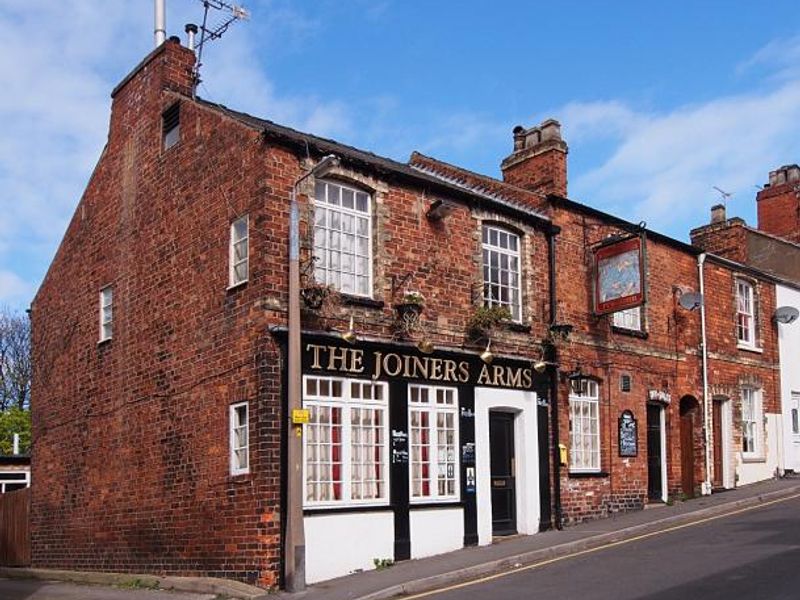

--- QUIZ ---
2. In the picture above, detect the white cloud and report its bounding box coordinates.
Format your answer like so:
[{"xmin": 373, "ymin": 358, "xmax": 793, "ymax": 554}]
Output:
[
  {"xmin": 0, "ymin": 1, "xmax": 350, "ymax": 309},
  {"xmin": 561, "ymin": 39, "xmax": 800, "ymax": 237},
  {"xmin": 0, "ymin": 271, "xmax": 34, "ymax": 309}
]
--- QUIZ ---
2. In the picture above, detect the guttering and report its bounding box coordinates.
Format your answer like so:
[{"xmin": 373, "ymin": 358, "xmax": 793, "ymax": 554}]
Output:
[{"xmin": 698, "ymin": 252, "xmax": 712, "ymax": 495}]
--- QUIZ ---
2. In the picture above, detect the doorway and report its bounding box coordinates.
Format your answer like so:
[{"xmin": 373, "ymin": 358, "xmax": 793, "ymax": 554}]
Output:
[
  {"xmin": 489, "ymin": 411, "xmax": 516, "ymax": 536},
  {"xmin": 712, "ymin": 398, "xmax": 724, "ymax": 489},
  {"xmin": 646, "ymin": 404, "xmax": 664, "ymax": 502},
  {"xmin": 680, "ymin": 396, "xmax": 700, "ymax": 498}
]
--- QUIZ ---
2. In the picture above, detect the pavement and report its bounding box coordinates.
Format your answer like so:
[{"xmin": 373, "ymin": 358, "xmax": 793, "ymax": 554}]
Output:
[
  {"xmin": 277, "ymin": 476, "xmax": 800, "ymax": 600},
  {"xmin": 3, "ymin": 477, "xmax": 799, "ymax": 600}
]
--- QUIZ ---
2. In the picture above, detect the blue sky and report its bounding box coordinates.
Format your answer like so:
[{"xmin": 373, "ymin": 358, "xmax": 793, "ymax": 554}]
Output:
[{"xmin": 1, "ymin": 1, "xmax": 800, "ymax": 309}]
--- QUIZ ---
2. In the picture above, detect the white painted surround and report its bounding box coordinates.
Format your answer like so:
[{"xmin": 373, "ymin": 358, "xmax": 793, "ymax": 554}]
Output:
[
  {"xmin": 410, "ymin": 507, "xmax": 464, "ymax": 559},
  {"xmin": 304, "ymin": 511, "xmax": 394, "ymax": 584},
  {"xmin": 474, "ymin": 387, "xmax": 539, "ymax": 546},
  {"xmin": 777, "ymin": 284, "xmax": 800, "ymax": 473},
  {"xmin": 737, "ymin": 414, "xmax": 781, "ymax": 486}
]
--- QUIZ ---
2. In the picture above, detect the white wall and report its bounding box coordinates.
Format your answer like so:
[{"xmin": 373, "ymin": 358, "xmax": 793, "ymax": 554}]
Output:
[
  {"xmin": 305, "ymin": 511, "xmax": 394, "ymax": 584},
  {"xmin": 474, "ymin": 387, "xmax": 539, "ymax": 546},
  {"xmin": 777, "ymin": 284, "xmax": 800, "ymax": 472},
  {"xmin": 738, "ymin": 414, "xmax": 781, "ymax": 486},
  {"xmin": 409, "ymin": 508, "xmax": 463, "ymax": 559}
]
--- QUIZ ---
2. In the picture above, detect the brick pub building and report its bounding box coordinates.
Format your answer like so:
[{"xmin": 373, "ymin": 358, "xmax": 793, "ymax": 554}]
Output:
[{"xmin": 31, "ymin": 38, "xmax": 789, "ymax": 589}]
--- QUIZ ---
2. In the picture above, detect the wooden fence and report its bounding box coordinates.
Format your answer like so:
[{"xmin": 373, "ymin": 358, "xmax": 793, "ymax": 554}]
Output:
[{"xmin": 0, "ymin": 487, "xmax": 30, "ymax": 566}]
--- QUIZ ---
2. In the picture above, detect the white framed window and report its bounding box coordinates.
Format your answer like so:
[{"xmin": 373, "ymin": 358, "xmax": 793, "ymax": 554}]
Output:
[
  {"xmin": 569, "ymin": 378, "xmax": 600, "ymax": 472},
  {"xmin": 482, "ymin": 225, "xmax": 522, "ymax": 321},
  {"xmin": 736, "ymin": 280, "xmax": 756, "ymax": 347},
  {"xmin": 792, "ymin": 392, "xmax": 800, "ymax": 436},
  {"xmin": 303, "ymin": 376, "xmax": 389, "ymax": 507},
  {"xmin": 409, "ymin": 384, "xmax": 459, "ymax": 502},
  {"xmin": 0, "ymin": 471, "xmax": 29, "ymax": 494},
  {"xmin": 99, "ymin": 286, "xmax": 113, "ymax": 342},
  {"xmin": 229, "ymin": 215, "xmax": 249, "ymax": 287},
  {"xmin": 741, "ymin": 387, "xmax": 762, "ymax": 457},
  {"xmin": 313, "ymin": 180, "xmax": 372, "ymax": 297},
  {"xmin": 229, "ymin": 401, "xmax": 249, "ymax": 475},
  {"xmin": 613, "ymin": 306, "xmax": 642, "ymax": 331}
]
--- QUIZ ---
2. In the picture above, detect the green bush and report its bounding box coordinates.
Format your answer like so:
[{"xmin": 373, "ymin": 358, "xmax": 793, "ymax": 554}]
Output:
[{"xmin": 0, "ymin": 408, "xmax": 31, "ymax": 455}]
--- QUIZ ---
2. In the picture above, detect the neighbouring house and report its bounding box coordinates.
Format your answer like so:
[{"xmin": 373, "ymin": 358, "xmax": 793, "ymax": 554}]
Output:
[{"xmin": 30, "ymin": 35, "xmax": 790, "ymax": 590}]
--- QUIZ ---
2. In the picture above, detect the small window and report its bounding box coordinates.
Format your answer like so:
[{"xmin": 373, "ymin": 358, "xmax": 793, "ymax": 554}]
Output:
[
  {"xmin": 229, "ymin": 215, "xmax": 249, "ymax": 287},
  {"xmin": 162, "ymin": 103, "xmax": 180, "ymax": 150},
  {"xmin": 620, "ymin": 374, "xmax": 632, "ymax": 393},
  {"xmin": 792, "ymin": 392, "xmax": 800, "ymax": 436},
  {"xmin": 0, "ymin": 471, "xmax": 30, "ymax": 493},
  {"xmin": 569, "ymin": 378, "xmax": 600, "ymax": 472},
  {"xmin": 741, "ymin": 387, "xmax": 762, "ymax": 457},
  {"xmin": 613, "ymin": 306, "xmax": 642, "ymax": 331},
  {"xmin": 736, "ymin": 280, "xmax": 756, "ymax": 348},
  {"xmin": 230, "ymin": 401, "xmax": 249, "ymax": 475},
  {"xmin": 482, "ymin": 225, "xmax": 522, "ymax": 322},
  {"xmin": 99, "ymin": 286, "xmax": 113, "ymax": 342}
]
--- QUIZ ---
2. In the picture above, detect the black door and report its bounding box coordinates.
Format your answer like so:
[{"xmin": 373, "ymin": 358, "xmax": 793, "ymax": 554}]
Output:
[
  {"xmin": 490, "ymin": 412, "xmax": 516, "ymax": 535},
  {"xmin": 647, "ymin": 404, "xmax": 663, "ymax": 502}
]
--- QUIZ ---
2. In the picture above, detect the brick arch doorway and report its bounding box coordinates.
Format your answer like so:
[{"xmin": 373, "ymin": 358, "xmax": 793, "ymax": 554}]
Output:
[{"xmin": 679, "ymin": 396, "xmax": 700, "ymax": 498}]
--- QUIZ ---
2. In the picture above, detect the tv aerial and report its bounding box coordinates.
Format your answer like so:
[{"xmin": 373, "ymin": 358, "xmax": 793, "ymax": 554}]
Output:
[
  {"xmin": 712, "ymin": 186, "xmax": 732, "ymax": 207},
  {"xmin": 189, "ymin": 0, "xmax": 249, "ymax": 91}
]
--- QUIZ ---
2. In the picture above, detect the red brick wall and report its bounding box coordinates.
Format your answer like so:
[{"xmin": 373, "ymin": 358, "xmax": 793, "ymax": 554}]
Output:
[
  {"xmin": 31, "ymin": 41, "xmax": 554, "ymax": 585},
  {"xmin": 690, "ymin": 220, "xmax": 748, "ymax": 263},
  {"xmin": 551, "ymin": 207, "xmax": 703, "ymax": 522},
  {"xmin": 502, "ymin": 145, "xmax": 568, "ymax": 198}
]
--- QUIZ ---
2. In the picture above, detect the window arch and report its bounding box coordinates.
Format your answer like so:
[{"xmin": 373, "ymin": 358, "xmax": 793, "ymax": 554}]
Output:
[
  {"xmin": 481, "ymin": 224, "xmax": 522, "ymax": 321},
  {"xmin": 313, "ymin": 179, "xmax": 372, "ymax": 297}
]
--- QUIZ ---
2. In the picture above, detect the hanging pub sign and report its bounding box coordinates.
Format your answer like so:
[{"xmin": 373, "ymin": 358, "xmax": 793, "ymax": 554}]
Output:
[
  {"xmin": 618, "ymin": 410, "xmax": 638, "ymax": 457},
  {"xmin": 593, "ymin": 235, "xmax": 646, "ymax": 315}
]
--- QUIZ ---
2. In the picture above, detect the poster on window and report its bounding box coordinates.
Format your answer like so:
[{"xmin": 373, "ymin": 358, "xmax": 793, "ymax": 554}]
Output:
[{"xmin": 593, "ymin": 236, "xmax": 645, "ymax": 315}]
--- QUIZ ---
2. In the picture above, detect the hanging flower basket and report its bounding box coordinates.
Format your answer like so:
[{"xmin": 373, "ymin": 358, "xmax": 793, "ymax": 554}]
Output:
[
  {"xmin": 301, "ymin": 285, "xmax": 331, "ymax": 310},
  {"xmin": 394, "ymin": 291, "xmax": 426, "ymax": 322}
]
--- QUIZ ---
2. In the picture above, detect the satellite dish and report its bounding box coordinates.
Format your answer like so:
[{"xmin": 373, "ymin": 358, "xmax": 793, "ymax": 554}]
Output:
[
  {"xmin": 774, "ymin": 306, "xmax": 800, "ymax": 325},
  {"xmin": 679, "ymin": 291, "xmax": 703, "ymax": 311}
]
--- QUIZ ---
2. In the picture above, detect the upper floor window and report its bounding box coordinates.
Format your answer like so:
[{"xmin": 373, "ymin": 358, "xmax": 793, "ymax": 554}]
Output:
[
  {"xmin": 229, "ymin": 401, "xmax": 249, "ymax": 475},
  {"xmin": 229, "ymin": 215, "xmax": 249, "ymax": 287},
  {"xmin": 569, "ymin": 378, "xmax": 600, "ymax": 472},
  {"xmin": 162, "ymin": 103, "xmax": 180, "ymax": 150},
  {"xmin": 741, "ymin": 387, "xmax": 762, "ymax": 457},
  {"xmin": 613, "ymin": 306, "xmax": 642, "ymax": 331},
  {"xmin": 482, "ymin": 225, "xmax": 521, "ymax": 322},
  {"xmin": 99, "ymin": 286, "xmax": 113, "ymax": 342},
  {"xmin": 313, "ymin": 181, "xmax": 372, "ymax": 297},
  {"xmin": 736, "ymin": 280, "xmax": 756, "ymax": 348}
]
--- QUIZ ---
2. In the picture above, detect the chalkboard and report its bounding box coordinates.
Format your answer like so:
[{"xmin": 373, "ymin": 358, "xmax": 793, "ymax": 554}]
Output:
[{"xmin": 618, "ymin": 410, "xmax": 637, "ymax": 457}]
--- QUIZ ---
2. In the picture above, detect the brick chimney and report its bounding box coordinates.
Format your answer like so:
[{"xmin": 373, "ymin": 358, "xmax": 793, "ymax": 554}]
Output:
[
  {"xmin": 500, "ymin": 119, "xmax": 568, "ymax": 197},
  {"xmin": 710, "ymin": 203, "xmax": 726, "ymax": 224},
  {"xmin": 756, "ymin": 164, "xmax": 800, "ymax": 244}
]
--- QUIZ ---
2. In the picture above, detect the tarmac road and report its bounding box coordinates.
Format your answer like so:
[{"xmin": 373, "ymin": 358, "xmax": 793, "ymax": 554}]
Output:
[{"xmin": 411, "ymin": 495, "xmax": 800, "ymax": 600}]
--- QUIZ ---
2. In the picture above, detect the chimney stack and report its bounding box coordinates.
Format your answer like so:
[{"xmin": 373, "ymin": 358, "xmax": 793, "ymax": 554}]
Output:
[
  {"xmin": 710, "ymin": 204, "xmax": 726, "ymax": 224},
  {"xmin": 756, "ymin": 164, "xmax": 800, "ymax": 244},
  {"xmin": 501, "ymin": 119, "xmax": 568, "ymax": 197}
]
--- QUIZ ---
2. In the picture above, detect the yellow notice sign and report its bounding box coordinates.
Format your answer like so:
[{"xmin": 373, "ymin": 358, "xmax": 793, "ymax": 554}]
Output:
[{"xmin": 292, "ymin": 409, "xmax": 310, "ymax": 424}]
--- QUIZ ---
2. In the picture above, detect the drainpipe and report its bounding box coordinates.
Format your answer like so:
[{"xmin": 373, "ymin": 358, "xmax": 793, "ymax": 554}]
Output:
[
  {"xmin": 548, "ymin": 231, "xmax": 563, "ymax": 529},
  {"xmin": 286, "ymin": 154, "xmax": 340, "ymax": 592},
  {"xmin": 698, "ymin": 252, "xmax": 712, "ymax": 495}
]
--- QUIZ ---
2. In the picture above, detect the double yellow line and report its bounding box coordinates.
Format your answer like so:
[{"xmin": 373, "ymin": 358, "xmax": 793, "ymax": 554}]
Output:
[{"xmin": 399, "ymin": 493, "xmax": 800, "ymax": 600}]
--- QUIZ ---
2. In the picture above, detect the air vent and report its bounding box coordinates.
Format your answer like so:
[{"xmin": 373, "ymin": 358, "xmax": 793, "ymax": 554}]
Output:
[
  {"xmin": 620, "ymin": 374, "xmax": 632, "ymax": 393},
  {"xmin": 162, "ymin": 102, "xmax": 180, "ymax": 150}
]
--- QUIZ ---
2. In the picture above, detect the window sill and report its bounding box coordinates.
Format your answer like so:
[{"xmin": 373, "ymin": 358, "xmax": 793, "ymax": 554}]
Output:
[
  {"xmin": 340, "ymin": 293, "xmax": 385, "ymax": 309},
  {"xmin": 741, "ymin": 456, "xmax": 766, "ymax": 464},
  {"xmin": 737, "ymin": 344, "xmax": 763, "ymax": 354},
  {"xmin": 568, "ymin": 471, "xmax": 608, "ymax": 479},
  {"xmin": 227, "ymin": 472, "xmax": 252, "ymax": 483},
  {"xmin": 611, "ymin": 326, "xmax": 648, "ymax": 339},
  {"xmin": 500, "ymin": 321, "xmax": 532, "ymax": 334},
  {"xmin": 227, "ymin": 280, "xmax": 248, "ymax": 292},
  {"xmin": 303, "ymin": 503, "xmax": 392, "ymax": 516},
  {"xmin": 97, "ymin": 338, "xmax": 112, "ymax": 346},
  {"xmin": 409, "ymin": 500, "xmax": 463, "ymax": 509}
]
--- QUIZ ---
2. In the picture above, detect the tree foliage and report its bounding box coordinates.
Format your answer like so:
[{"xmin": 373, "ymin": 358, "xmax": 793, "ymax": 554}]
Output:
[
  {"xmin": 0, "ymin": 407, "xmax": 31, "ymax": 455},
  {"xmin": 0, "ymin": 306, "xmax": 31, "ymax": 410}
]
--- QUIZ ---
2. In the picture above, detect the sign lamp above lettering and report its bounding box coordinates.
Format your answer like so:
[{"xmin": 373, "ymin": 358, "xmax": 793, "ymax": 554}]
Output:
[{"xmin": 593, "ymin": 236, "xmax": 646, "ymax": 315}]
